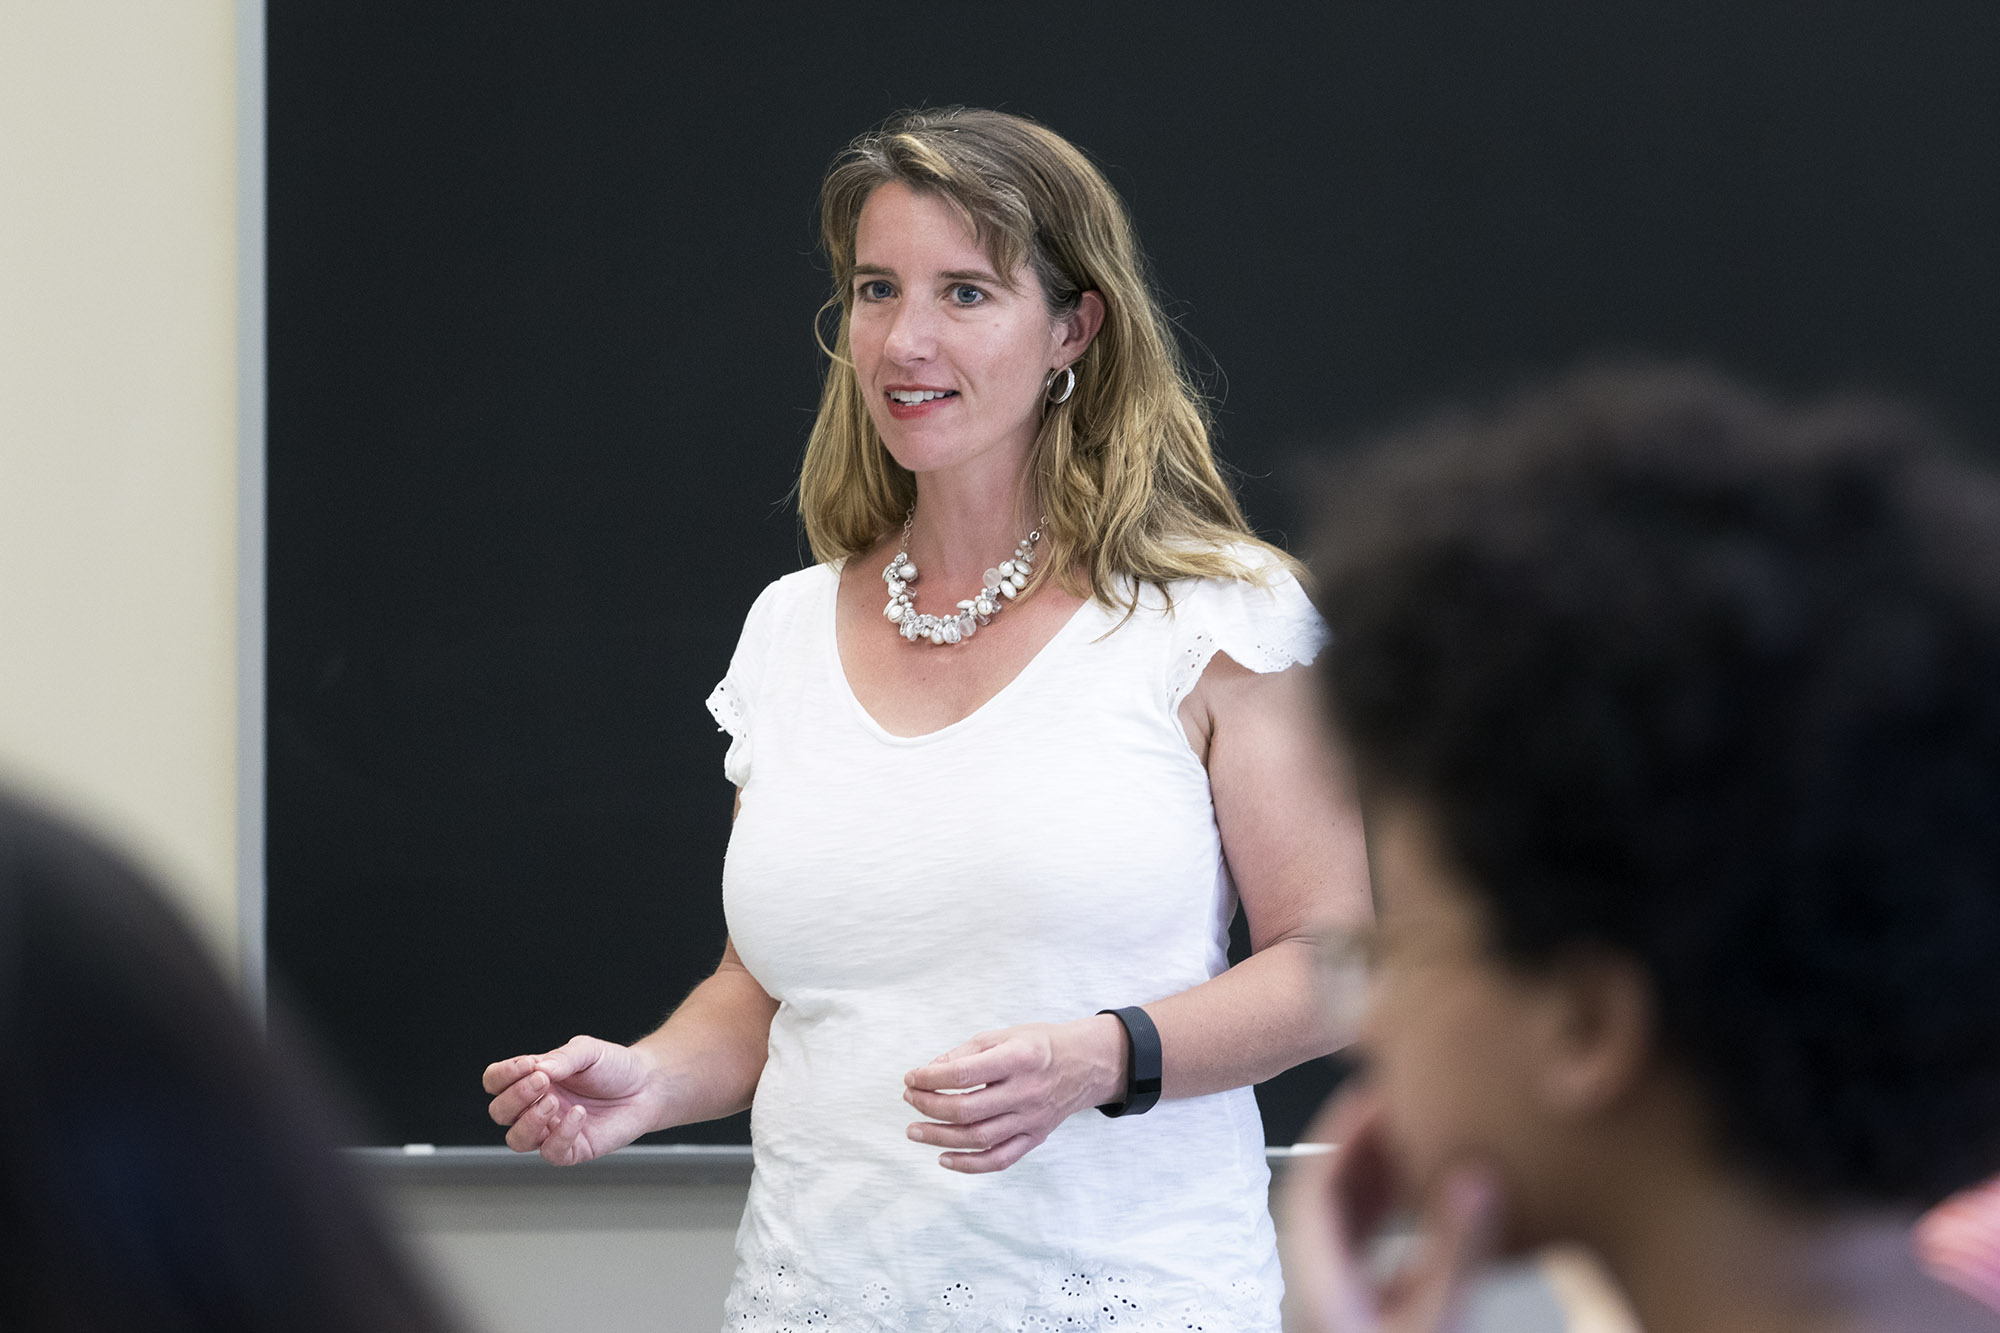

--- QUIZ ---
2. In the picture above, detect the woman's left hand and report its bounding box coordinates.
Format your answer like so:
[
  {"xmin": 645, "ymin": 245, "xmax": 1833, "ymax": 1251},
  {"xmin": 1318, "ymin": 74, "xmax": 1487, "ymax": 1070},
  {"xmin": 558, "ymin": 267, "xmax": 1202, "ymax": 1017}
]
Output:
[{"xmin": 903, "ymin": 1015, "xmax": 1128, "ymax": 1173}]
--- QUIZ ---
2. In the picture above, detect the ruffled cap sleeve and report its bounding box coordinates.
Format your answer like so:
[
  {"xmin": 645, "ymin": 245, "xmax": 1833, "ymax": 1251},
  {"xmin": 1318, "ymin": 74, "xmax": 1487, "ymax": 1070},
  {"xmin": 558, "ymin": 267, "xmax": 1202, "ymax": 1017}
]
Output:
[
  {"xmin": 1165, "ymin": 546, "xmax": 1329, "ymax": 716},
  {"xmin": 705, "ymin": 578, "xmax": 788, "ymax": 788}
]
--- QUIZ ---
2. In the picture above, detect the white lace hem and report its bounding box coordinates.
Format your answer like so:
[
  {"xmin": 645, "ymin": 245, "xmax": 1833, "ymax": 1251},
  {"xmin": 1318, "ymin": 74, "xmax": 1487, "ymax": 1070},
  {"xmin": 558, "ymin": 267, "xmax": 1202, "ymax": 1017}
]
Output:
[{"xmin": 723, "ymin": 1250, "xmax": 1275, "ymax": 1333}]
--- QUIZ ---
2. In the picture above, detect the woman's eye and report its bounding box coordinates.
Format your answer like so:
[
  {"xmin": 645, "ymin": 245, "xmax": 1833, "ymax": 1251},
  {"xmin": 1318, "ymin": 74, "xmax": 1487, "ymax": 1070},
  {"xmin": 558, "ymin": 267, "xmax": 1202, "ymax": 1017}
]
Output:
[
  {"xmin": 950, "ymin": 284, "xmax": 986, "ymax": 306},
  {"xmin": 858, "ymin": 280, "xmax": 893, "ymax": 302}
]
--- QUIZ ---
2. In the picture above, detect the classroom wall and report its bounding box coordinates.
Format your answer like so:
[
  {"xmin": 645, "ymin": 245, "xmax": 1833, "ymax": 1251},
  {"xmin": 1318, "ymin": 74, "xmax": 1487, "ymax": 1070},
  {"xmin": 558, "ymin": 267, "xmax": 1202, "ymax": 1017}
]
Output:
[{"xmin": 0, "ymin": 1, "xmax": 242, "ymax": 960}]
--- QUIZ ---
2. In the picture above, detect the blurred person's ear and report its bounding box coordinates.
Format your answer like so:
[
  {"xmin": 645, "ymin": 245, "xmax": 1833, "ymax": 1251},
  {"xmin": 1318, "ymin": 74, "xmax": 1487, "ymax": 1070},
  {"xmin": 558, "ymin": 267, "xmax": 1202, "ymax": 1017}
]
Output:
[{"xmin": 1529, "ymin": 948, "xmax": 1655, "ymax": 1120}]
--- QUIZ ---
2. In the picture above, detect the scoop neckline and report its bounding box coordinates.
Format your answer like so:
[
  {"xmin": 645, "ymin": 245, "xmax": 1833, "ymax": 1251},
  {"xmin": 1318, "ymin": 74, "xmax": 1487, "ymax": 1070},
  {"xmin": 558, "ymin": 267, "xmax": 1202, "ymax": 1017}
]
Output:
[{"xmin": 822, "ymin": 561, "xmax": 1100, "ymax": 746}]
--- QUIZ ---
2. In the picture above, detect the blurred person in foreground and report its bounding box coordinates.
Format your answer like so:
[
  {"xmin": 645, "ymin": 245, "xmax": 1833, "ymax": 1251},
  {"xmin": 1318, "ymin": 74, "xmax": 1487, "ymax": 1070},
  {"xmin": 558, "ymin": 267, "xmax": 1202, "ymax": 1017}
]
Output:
[
  {"xmin": 0, "ymin": 791, "xmax": 459, "ymax": 1331},
  {"xmin": 1284, "ymin": 367, "xmax": 2000, "ymax": 1333}
]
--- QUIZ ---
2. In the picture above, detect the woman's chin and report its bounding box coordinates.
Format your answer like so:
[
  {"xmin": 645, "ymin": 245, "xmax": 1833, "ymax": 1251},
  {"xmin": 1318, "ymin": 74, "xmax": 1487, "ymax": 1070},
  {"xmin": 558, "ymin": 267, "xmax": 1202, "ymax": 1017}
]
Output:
[
  {"xmin": 865, "ymin": 420, "xmax": 934, "ymax": 474},
  {"xmin": 876, "ymin": 436, "xmax": 1005, "ymax": 480}
]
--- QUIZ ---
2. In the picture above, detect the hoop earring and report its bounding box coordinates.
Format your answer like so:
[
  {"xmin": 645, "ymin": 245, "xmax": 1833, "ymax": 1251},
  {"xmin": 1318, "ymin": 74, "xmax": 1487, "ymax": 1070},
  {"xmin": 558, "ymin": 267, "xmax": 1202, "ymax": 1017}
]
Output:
[{"xmin": 1044, "ymin": 365, "xmax": 1076, "ymax": 405}]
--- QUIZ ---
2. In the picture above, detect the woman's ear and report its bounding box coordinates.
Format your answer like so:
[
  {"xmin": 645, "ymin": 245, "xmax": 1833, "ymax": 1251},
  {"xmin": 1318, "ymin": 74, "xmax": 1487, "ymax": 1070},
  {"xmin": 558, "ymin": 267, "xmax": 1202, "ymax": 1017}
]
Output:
[
  {"xmin": 1055, "ymin": 291, "xmax": 1106, "ymax": 366},
  {"xmin": 1535, "ymin": 948, "xmax": 1656, "ymax": 1120}
]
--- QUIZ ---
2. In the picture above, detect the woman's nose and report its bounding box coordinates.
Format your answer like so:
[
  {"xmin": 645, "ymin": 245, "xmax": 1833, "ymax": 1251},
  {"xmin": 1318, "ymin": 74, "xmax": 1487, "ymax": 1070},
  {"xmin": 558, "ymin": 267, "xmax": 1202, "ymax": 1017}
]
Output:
[{"xmin": 882, "ymin": 301, "xmax": 936, "ymax": 364}]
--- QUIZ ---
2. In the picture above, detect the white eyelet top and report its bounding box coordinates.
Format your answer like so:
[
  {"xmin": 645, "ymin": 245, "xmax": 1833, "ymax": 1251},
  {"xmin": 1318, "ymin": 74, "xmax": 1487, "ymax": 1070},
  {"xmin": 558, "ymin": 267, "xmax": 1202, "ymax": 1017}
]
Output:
[{"xmin": 704, "ymin": 544, "xmax": 1326, "ymax": 1333}]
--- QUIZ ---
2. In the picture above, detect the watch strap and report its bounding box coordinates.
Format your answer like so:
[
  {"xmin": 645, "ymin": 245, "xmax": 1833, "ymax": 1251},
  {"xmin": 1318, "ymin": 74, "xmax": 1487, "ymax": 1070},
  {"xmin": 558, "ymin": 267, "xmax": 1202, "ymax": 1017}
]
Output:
[{"xmin": 1095, "ymin": 1005, "xmax": 1163, "ymax": 1117}]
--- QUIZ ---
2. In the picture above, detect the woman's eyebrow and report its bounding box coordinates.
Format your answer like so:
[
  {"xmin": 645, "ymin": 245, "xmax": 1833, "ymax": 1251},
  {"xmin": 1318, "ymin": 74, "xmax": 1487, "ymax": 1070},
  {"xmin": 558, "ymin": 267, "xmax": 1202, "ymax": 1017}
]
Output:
[{"xmin": 852, "ymin": 263, "xmax": 1013, "ymax": 289}]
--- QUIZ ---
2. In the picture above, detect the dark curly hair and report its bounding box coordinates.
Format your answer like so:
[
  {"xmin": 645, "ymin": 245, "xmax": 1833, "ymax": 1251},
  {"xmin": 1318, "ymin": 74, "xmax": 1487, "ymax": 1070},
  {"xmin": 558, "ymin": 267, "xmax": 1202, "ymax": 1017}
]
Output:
[{"xmin": 1311, "ymin": 365, "xmax": 2000, "ymax": 1209}]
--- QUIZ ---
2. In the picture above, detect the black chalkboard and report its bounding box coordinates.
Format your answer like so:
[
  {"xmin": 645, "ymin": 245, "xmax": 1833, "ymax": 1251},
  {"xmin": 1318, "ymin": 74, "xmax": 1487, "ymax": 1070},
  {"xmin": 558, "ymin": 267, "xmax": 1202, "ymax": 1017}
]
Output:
[{"xmin": 268, "ymin": 1, "xmax": 2000, "ymax": 1147}]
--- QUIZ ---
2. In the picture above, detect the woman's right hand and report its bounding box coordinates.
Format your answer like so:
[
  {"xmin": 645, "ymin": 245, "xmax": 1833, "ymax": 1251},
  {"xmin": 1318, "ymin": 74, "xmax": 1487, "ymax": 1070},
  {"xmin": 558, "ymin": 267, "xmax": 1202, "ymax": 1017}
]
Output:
[{"xmin": 482, "ymin": 1035, "xmax": 667, "ymax": 1165}]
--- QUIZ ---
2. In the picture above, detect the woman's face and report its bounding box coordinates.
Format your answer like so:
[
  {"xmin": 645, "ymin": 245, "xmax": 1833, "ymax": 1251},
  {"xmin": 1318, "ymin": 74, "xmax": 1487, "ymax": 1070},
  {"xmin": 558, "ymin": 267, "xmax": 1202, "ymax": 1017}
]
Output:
[{"xmin": 847, "ymin": 183, "xmax": 1080, "ymax": 481}]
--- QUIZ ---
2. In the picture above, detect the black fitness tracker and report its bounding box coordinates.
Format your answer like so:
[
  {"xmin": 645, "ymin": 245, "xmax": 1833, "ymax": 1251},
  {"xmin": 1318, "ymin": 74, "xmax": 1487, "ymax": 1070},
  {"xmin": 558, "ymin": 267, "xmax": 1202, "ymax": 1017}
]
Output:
[{"xmin": 1095, "ymin": 1005, "xmax": 1163, "ymax": 1117}]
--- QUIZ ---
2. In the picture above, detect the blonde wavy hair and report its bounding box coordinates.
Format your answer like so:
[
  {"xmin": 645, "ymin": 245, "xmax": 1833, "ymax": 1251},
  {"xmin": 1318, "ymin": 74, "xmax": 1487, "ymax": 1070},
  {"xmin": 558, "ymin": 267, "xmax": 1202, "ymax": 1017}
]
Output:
[{"xmin": 798, "ymin": 106, "xmax": 1296, "ymax": 609}]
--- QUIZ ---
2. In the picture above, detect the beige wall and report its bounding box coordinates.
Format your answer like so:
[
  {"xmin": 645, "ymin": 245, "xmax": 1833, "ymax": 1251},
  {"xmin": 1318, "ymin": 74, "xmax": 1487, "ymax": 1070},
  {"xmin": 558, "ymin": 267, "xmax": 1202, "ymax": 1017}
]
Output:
[{"xmin": 0, "ymin": 2, "xmax": 242, "ymax": 958}]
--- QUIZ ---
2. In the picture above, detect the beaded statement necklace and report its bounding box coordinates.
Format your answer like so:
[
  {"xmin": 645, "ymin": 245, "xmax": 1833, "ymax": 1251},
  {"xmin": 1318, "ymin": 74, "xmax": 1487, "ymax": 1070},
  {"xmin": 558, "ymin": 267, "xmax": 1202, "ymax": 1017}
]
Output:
[{"xmin": 882, "ymin": 510, "xmax": 1043, "ymax": 647}]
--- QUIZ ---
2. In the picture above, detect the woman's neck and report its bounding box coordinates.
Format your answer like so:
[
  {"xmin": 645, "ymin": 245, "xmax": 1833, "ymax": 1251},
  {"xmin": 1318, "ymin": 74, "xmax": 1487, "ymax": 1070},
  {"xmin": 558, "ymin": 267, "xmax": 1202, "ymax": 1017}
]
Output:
[{"xmin": 903, "ymin": 454, "xmax": 1041, "ymax": 587}]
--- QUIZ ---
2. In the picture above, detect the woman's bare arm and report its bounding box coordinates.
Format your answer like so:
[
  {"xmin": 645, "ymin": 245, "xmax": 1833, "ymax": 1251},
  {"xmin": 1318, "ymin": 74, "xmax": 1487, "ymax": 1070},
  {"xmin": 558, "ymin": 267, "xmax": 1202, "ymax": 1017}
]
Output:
[
  {"xmin": 1147, "ymin": 654, "xmax": 1373, "ymax": 1095},
  {"xmin": 629, "ymin": 934, "xmax": 778, "ymax": 1123}
]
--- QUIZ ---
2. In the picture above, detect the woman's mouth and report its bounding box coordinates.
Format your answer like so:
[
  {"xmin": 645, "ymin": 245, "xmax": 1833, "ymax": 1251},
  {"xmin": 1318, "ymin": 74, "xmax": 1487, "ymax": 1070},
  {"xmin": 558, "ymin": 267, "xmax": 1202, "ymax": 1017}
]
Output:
[{"xmin": 884, "ymin": 388, "xmax": 958, "ymax": 419}]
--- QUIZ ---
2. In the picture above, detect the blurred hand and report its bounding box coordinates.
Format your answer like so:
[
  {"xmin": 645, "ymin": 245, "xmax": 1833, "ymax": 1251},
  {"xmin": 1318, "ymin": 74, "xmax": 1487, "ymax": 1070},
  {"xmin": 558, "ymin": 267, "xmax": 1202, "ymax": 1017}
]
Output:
[
  {"xmin": 482, "ymin": 1034, "xmax": 667, "ymax": 1166},
  {"xmin": 1281, "ymin": 1085, "xmax": 1503, "ymax": 1333},
  {"xmin": 902, "ymin": 1016, "xmax": 1126, "ymax": 1173}
]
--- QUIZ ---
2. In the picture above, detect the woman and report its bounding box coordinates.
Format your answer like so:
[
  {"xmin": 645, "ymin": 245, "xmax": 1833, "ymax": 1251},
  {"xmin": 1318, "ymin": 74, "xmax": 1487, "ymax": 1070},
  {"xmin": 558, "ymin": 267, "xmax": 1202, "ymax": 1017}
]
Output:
[{"xmin": 484, "ymin": 107, "xmax": 1371, "ymax": 1330}]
